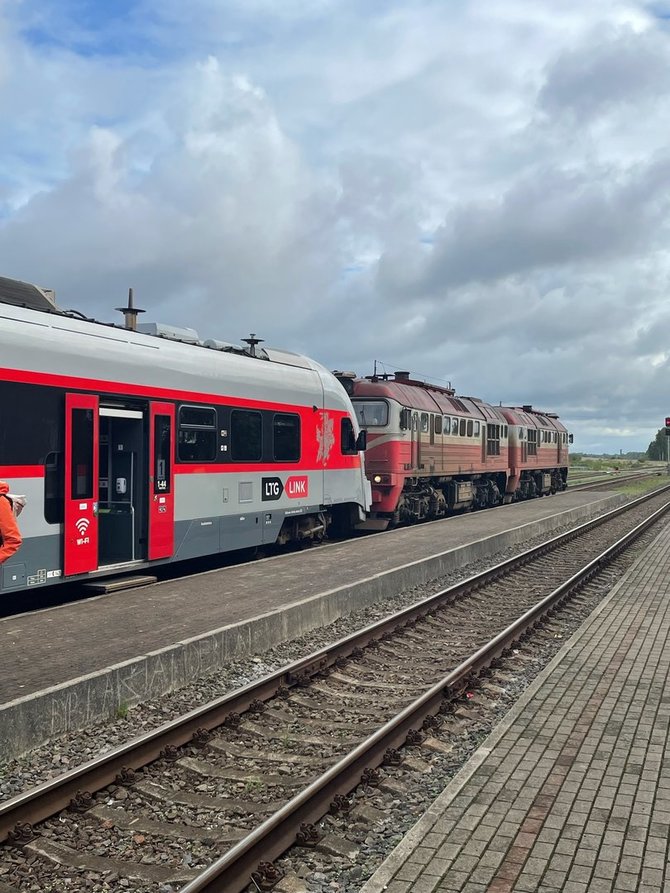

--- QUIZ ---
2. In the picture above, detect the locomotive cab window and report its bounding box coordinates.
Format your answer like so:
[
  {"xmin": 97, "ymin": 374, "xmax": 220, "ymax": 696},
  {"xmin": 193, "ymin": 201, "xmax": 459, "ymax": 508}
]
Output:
[
  {"xmin": 435, "ymin": 415, "xmax": 442, "ymax": 435},
  {"xmin": 466, "ymin": 420, "xmax": 473, "ymax": 436},
  {"xmin": 451, "ymin": 418, "xmax": 459, "ymax": 435},
  {"xmin": 421, "ymin": 413, "xmax": 429, "ymax": 433},
  {"xmin": 178, "ymin": 405, "xmax": 217, "ymax": 462},
  {"xmin": 273, "ymin": 413, "xmax": 300, "ymax": 461},
  {"xmin": 353, "ymin": 400, "xmax": 388, "ymax": 427},
  {"xmin": 474, "ymin": 421, "xmax": 480, "ymax": 436},
  {"xmin": 459, "ymin": 419, "xmax": 466, "ymax": 436},
  {"xmin": 231, "ymin": 409, "xmax": 262, "ymax": 461}
]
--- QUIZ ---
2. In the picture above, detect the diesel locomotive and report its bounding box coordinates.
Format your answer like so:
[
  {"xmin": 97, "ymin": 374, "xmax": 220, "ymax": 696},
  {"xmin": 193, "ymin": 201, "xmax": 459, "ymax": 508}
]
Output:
[{"xmin": 335, "ymin": 370, "xmax": 570, "ymax": 530}]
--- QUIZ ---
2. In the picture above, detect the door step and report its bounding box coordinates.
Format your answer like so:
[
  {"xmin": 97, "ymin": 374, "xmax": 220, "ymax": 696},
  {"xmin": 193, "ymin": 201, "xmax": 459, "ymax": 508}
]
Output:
[{"xmin": 82, "ymin": 574, "xmax": 157, "ymax": 594}]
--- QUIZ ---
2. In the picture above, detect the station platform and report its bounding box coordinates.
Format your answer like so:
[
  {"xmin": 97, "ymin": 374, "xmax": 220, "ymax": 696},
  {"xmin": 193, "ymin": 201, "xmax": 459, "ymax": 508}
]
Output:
[
  {"xmin": 0, "ymin": 490, "xmax": 623, "ymax": 759},
  {"xmin": 360, "ymin": 515, "xmax": 670, "ymax": 892}
]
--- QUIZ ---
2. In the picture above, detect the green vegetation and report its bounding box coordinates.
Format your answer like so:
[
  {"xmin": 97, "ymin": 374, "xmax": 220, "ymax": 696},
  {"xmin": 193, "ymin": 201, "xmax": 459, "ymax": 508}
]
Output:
[
  {"xmin": 613, "ymin": 476, "xmax": 669, "ymax": 498},
  {"xmin": 115, "ymin": 702, "xmax": 129, "ymax": 720},
  {"xmin": 646, "ymin": 429, "xmax": 670, "ymax": 461}
]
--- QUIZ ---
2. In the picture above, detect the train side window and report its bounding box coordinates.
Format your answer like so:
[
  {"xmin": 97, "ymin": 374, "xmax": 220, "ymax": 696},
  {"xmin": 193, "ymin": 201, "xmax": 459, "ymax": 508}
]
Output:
[
  {"xmin": 474, "ymin": 421, "xmax": 480, "ymax": 436},
  {"xmin": 44, "ymin": 451, "xmax": 64, "ymax": 524},
  {"xmin": 451, "ymin": 418, "xmax": 459, "ymax": 435},
  {"xmin": 466, "ymin": 420, "xmax": 473, "ymax": 436},
  {"xmin": 154, "ymin": 415, "xmax": 172, "ymax": 493},
  {"xmin": 459, "ymin": 419, "xmax": 466, "ymax": 436},
  {"xmin": 435, "ymin": 415, "xmax": 442, "ymax": 435},
  {"xmin": 444, "ymin": 416, "xmax": 450, "ymax": 433},
  {"xmin": 421, "ymin": 413, "xmax": 429, "ymax": 433},
  {"xmin": 504, "ymin": 425, "xmax": 508, "ymax": 438},
  {"xmin": 486, "ymin": 423, "xmax": 501, "ymax": 456},
  {"xmin": 341, "ymin": 417, "xmax": 357, "ymax": 455},
  {"xmin": 178, "ymin": 405, "xmax": 217, "ymax": 462},
  {"xmin": 274, "ymin": 413, "xmax": 300, "ymax": 461},
  {"xmin": 231, "ymin": 409, "xmax": 262, "ymax": 461}
]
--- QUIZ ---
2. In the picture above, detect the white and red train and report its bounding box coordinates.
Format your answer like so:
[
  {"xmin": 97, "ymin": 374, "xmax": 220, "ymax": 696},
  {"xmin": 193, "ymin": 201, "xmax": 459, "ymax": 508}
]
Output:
[
  {"xmin": 0, "ymin": 276, "xmax": 570, "ymax": 596},
  {"xmin": 335, "ymin": 370, "xmax": 570, "ymax": 530},
  {"xmin": 0, "ymin": 277, "xmax": 369, "ymax": 596}
]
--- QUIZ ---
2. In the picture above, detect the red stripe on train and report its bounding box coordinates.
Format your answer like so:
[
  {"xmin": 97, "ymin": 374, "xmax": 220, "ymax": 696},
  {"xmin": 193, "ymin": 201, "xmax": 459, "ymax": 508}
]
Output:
[
  {"xmin": 0, "ymin": 465, "xmax": 45, "ymax": 478},
  {"xmin": 1, "ymin": 366, "xmax": 321, "ymax": 414}
]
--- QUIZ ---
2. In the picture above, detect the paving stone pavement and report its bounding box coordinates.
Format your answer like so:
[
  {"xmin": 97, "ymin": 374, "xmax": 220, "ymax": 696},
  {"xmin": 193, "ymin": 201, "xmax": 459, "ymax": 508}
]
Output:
[{"xmin": 360, "ymin": 519, "xmax": 670, "ymax": 893}]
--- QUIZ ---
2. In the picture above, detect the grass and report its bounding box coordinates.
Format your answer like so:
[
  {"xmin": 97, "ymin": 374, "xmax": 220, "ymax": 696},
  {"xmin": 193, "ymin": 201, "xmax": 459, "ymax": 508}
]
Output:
[{"xmin": 614, "ymin": 475, "xmax": 670, "ymax": 499}]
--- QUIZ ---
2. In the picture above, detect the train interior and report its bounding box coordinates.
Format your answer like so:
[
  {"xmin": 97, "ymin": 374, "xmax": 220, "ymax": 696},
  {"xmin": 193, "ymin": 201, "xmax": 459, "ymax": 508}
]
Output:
[{"xmin": 97, "ymin": 408, "xmax": 146, "ymax": 567}]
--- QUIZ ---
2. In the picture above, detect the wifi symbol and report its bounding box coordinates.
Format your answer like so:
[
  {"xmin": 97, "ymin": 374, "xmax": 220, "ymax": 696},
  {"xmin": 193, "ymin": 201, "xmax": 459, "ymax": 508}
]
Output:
[{"xmin": 76, "ymin": 517, "xmax": 90, "ymax": 536}]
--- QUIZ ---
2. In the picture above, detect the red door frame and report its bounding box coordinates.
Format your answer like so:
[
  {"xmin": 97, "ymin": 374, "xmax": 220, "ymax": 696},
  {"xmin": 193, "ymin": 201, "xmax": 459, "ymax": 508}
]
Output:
[
  {"xmin": 148, "ymin": 402, "xmax": 175, "ymax": 560},
  {"xmin": 64, "ymin": 393, "xmax": 99, "ymax": 576}
]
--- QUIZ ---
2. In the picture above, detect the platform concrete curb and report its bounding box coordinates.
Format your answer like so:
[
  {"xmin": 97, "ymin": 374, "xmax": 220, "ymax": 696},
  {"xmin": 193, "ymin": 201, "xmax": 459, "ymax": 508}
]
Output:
[{"xmin": 0, "ymin": 496, "xmax": 626, "ymax": 760}]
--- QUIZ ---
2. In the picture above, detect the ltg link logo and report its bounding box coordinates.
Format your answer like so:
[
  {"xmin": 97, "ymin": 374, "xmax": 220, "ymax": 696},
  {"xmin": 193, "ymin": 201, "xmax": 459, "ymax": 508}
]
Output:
[{"xmin": 76, "ymin": 517, "xmax": 91, "ymax": 545}]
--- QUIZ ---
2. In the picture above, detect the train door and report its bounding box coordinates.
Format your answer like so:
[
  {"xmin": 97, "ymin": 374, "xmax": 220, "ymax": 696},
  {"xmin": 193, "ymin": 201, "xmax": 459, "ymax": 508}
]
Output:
[
  {"xmin": 411, "ymin": 412, "xmax": 420, "ymax": 470},
  {"xmin": 98, "ymin": 406, "xmax": 146, "ymax": 566},
  {"xmin": 64, "ymin": 393, "xmax": 99, "ymax": 576},
  {"xmin": 148, "ymin": 402, "xmax": 175, "ymax": 560}
]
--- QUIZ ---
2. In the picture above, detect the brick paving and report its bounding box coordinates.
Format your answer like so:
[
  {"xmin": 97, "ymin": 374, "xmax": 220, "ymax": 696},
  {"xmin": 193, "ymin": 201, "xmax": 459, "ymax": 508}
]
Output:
[{"xmin": 361, "ymin": 520, "xmax": 670, "ymax": 893}]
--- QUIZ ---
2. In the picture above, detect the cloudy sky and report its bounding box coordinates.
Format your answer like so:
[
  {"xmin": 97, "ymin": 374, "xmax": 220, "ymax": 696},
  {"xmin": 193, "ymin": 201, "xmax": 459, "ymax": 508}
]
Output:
[{"xmin": 1, "ymin": 0, "xmax": 669, "ymax": 453}]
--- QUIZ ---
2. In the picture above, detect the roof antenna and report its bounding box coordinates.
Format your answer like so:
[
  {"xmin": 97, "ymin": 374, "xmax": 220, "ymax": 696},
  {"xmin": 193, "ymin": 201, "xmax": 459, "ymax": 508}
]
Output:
[
  {"xmin": 242, "ymin": 333, "xmax": 264, "ymax": 358},
  {"xmin": 116, "ymin": 287, "xmax": 145, "ymax": 332}
]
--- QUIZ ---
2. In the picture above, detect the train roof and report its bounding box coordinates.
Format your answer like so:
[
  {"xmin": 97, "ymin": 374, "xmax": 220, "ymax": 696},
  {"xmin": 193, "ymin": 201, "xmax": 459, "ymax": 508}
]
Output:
[
  {"xmin": 500, "ymin": 406, "xmax": 567, "ymax": 432},
  {"xmin": 347, "ymin": 374, "xmax": 508, "ymax": 423}
]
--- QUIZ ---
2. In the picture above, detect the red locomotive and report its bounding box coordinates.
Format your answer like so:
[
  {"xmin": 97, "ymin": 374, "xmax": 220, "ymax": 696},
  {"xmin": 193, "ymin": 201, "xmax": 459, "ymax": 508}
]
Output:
[{"xmin": 335, "ymin": 370, "xmax": 570, "ymax": 530}]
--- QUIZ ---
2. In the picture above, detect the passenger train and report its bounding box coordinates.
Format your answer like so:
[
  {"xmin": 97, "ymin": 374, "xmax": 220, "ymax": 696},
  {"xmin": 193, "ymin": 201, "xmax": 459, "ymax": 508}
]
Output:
[
  {"xmin": 0, "ymin": 275, "xmax": 571, "ymax": 597},
  {"xmin": 0, "ymin": 277, "xmax": 369, "ymax": 596}
]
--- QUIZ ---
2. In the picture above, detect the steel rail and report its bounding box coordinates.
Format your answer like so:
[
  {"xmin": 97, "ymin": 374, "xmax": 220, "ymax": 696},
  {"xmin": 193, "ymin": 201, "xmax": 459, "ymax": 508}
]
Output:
[
  {"xmin": 180, "ymin": 494, "xmax": 670, "ymax": 893},
  {"xmin": 1, "ymin": 485, "xmax": 669, "ymax": 846}
]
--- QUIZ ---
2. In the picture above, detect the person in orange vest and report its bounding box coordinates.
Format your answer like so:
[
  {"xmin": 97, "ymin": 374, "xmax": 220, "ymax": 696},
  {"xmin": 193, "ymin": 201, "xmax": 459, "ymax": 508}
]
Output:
[{"xmin": 0, "ymin": 481, "xmax": 23, "ymax": 564}]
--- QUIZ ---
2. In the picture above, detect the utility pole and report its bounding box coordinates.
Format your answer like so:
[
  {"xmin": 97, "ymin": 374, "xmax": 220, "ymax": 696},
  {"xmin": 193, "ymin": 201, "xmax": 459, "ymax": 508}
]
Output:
[{"xmin": 665, "ymin": 417, "xmax": 670, "ymax": 474}]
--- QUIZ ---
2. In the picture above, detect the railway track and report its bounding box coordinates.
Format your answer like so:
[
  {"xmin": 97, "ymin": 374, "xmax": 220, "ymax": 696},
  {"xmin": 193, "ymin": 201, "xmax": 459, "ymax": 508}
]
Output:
[{"xmin": 2, "ymin": 486, "xmax": 670, "ymax": 893}]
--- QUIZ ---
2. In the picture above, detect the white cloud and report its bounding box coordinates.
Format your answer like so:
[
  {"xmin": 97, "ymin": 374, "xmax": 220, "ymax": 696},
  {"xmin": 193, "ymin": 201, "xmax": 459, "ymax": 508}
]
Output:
[{"xmin": 1, "ymin": 0, "xmax": 669, "ymax": 452}]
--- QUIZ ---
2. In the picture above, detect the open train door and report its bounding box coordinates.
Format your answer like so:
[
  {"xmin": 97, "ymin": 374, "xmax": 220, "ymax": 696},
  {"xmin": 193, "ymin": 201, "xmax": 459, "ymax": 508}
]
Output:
[
  {"xmin": 148, "ymin": 402, "xmax": 175, "ymax": 560},
  {"xmin": 64, "ymin": 393, "xmax": 99, "ymax": 576}
]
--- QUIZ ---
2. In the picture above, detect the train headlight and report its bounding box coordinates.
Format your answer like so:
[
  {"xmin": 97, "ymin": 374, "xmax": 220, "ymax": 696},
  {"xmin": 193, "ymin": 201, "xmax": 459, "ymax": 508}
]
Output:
[{"xmin": 373, "ymin": 474, "xmax": 383, "ymax": 483}]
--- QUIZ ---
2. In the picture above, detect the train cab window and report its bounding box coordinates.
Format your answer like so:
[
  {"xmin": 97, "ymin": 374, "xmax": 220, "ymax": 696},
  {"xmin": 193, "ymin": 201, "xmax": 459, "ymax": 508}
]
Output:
[
  {"xmin": 466, "ymin": 420, "xmax": 473, "ymax": 436},
  {"xmin": 474, "ymin": 421, "xmax": 480, "ymax": 436},
  {"xmin": 353, "ymin": 400, "xmax": 388, "ymax": 427},
  {"xmin": 459, "ymin": 419, "xmax": 466, "ymax": 436},
  {"xmin": 341, "ymin": 418, "xmax": 357, "ymax": 455},
  {"xmin": 231, "ymin": 409, "xmax": 262, "ymax": 461},
  {"xmin": 421, "ymin": 413, "xmax": 429, "ymax": 433},
  {"xmin": 503, "ymin": 426, "xmax": 508, "ymax": 438},
  {"xmin": 435, "ymin": 415, "xmax": 442, "ymax": 435},
  {"xmin": 154, "ymin": 415, "xmax": 172, "ymax": 493},
  {"xmin": 451, "ymin": 418, "xmax": 459, "ymax": 435},
  {"xmin": 273, "ymin": 413, "xmax": 301, "ymax": 461},
  {"xmin": 44, "ymin": 451, "xmax": 64, "ymax": 524},
  {"xmin": 444, "ymin": 416, "xmax": 451, "ymax": 433},
  {"xmin": 178, "ymin": 405, "xmax": 217, "ymax": 462}
]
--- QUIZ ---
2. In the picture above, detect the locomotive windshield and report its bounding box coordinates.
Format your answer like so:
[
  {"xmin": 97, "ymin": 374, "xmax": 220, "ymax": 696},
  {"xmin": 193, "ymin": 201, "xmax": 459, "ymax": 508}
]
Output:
[{"xmin": 353, "ymin": 400, "xmax": 389, "ymax": 427}]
